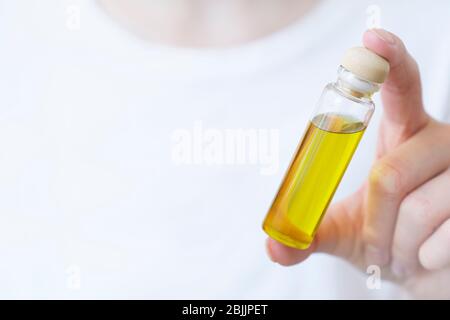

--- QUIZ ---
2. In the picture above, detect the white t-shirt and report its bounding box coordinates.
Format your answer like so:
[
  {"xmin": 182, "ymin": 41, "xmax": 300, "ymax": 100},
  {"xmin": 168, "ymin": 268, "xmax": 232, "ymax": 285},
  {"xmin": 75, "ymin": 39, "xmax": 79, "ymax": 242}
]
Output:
[{"xmin": 0, "ymin": 0, "xmax": 449, "ymax": 299}]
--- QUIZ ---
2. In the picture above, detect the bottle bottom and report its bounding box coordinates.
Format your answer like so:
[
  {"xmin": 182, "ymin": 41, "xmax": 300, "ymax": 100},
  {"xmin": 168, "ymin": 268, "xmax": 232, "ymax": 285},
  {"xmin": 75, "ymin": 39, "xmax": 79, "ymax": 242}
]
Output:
[{"xmin": 263, "ymin": 223, "xmax": 313, "ymax": 250}]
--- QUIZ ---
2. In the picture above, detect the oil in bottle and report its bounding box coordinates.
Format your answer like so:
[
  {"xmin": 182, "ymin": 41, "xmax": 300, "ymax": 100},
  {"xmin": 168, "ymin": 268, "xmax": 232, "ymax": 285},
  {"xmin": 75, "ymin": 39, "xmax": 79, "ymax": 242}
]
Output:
[
  {"xmin": 263, "ymin": 113, "xmax": 365, "ymax": 249},
  {"xmin": 263, "ymin": 47, "xmax": 390, "ymax": 249}
]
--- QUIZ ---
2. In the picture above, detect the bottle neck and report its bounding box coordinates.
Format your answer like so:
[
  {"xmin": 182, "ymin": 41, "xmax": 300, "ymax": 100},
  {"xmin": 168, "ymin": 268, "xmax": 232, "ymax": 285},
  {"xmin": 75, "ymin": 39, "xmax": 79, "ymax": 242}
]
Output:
[{"xmin": 335, "ymin": 66, "xmax": 380, "ymax": 100}]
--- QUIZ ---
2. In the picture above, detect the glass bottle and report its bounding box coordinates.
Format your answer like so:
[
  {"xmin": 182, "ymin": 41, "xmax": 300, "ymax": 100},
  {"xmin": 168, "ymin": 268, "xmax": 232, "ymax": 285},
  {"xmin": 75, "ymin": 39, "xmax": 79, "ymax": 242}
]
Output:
[{"xmin": 263, "ymin": 47, "xmax": 390, "ymax": 249}]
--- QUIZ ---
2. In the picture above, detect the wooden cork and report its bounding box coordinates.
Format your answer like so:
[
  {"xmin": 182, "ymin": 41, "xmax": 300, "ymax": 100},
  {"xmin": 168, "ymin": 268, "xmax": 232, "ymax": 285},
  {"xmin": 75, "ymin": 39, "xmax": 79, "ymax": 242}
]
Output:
[{"xmin": 341, "ymin": 47, "xmax": 390, "ymax": 84}]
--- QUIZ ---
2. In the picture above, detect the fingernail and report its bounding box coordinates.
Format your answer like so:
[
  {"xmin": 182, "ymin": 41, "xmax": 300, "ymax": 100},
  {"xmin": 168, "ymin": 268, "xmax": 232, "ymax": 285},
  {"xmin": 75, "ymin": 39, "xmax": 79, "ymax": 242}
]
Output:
[
  {"xmin": 365, "ymin": 244, "xmax": 389, "ymax": 266},
  {"xmin": 370, "ymin": 28, "xmax": 396, "ymax": 45}
]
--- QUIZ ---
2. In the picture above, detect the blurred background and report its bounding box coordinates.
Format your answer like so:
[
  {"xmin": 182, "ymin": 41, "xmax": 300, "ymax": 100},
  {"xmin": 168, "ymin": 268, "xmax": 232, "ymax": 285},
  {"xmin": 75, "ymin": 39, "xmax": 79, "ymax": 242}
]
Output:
[{"xmin": 0, "ymin": 0, "xmax": 449, "ymax": 299}]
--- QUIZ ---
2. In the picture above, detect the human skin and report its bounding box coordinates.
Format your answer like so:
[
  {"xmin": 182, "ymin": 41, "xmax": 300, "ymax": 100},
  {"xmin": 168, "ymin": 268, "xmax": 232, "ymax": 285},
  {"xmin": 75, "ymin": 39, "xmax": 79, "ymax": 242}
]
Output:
[
  {"xmin": 267, "ymin": 29, "xmax": 450, "ymax": 299},
  {"xmin": 98, "ymin": 1, "xmax": 450, "ymax": 298},
  {"xmin": 97, "ymin": 0, "xmax": 317, "ymax": 47}
]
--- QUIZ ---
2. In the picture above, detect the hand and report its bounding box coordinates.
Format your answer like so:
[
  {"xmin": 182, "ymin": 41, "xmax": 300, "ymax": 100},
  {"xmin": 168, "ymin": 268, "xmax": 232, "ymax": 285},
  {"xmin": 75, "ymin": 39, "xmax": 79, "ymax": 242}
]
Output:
[{"xmin": 266, "ymin": 29, "xmax": 450, "ymax": 299}]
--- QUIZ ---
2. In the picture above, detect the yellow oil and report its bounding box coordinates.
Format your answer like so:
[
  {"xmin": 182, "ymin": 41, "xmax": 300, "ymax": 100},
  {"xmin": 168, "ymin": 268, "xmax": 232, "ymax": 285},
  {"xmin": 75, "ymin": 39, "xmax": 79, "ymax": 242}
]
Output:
[{"xmin": 263, "ymin": 112, "xmax": 366, "ymax": 249}]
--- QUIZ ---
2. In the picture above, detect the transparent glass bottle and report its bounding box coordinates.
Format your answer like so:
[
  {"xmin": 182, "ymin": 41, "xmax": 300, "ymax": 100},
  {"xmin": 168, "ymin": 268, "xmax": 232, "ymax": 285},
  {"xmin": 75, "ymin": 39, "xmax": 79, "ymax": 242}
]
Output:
[{"xmin": 263, "ymin": 47, "xmax": 389, "ymax": 249}]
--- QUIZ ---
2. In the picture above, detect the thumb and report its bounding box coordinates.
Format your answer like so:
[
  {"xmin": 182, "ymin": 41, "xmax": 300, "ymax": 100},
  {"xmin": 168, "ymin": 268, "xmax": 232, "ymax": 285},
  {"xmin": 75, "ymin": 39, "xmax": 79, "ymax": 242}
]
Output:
[
  {"xmin": 363, "ymin": 29, "xmax": 429, "ymax": 154},
  {"xmin": 266, "ymin": 191, "xmax": 363, "ymax": 266}
]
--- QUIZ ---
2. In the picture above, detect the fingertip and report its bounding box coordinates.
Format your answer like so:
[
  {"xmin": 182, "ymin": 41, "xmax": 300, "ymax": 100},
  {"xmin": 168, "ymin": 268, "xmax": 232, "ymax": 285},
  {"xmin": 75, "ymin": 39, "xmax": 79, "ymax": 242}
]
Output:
[
  {"xmin": 265, "ymin": 238, "xmax": 313, "ymax": 266},
  {"xmin": 418, "ymin": 221, "xmax": 450, "ymax": 271},
  {"xmin": 364, "ymin": 28, "xmax": 396, "ymax": 45},
  {"xmin": 265, "ymin": 237, "xmax": 277, "ymax": 263},
  {"xmin": 418, "ymin": 241, "xmax": 441, "ymax": 271},
  {"xmin": 363, "ymin": 28, "xmax": 403, "ymax": 67},
  {"xmin": 363, "ymin": 28, "xmax": 425, "ymax": 128}
]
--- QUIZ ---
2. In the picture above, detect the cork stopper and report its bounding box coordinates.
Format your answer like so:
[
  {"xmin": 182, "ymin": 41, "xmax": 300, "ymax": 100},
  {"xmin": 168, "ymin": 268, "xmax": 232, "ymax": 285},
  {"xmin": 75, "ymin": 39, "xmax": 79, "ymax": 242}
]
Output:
[{"xmin": 341, "ymin": 47, "xmax": 389, "ymax": 84}]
